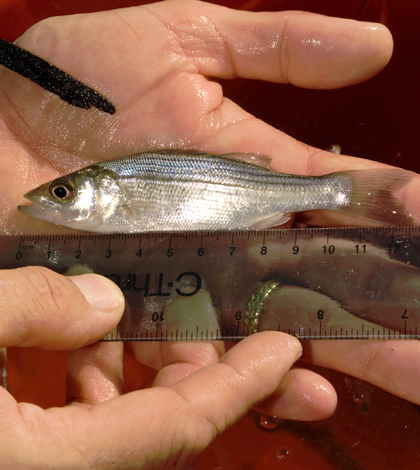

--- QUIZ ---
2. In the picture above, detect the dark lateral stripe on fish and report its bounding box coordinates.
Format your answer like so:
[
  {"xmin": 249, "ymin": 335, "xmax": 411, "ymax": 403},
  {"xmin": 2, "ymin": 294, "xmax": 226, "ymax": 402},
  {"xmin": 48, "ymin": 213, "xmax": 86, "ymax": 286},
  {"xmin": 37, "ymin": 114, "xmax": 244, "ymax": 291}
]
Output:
[
  {"xmin": 0, "ymin": 38, "xmax": 115, "ymax": 114},
  {"xmin": 96, "ymin": 152, "xmax": 305, "ymax": 186}
]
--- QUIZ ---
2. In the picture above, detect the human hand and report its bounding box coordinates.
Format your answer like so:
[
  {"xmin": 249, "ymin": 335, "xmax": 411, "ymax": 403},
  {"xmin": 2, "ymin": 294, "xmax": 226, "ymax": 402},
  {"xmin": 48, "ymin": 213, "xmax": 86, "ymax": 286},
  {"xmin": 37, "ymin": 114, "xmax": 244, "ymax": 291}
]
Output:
[
  {"xmin": 139, "ymin": 229, "xmax": 420, "ymax": 409},
  {"xmin": 0, "ymin": 266, "xmax": 306, "ymax": 468},
  {"xmin": 0, "ymin": 0, "xmax": 419, "ymax": 468},
  {"xmin": 0, "ymin": 0, "xmax": 406, "ymax": 235},
  {"xmin": 234, "ymin": 234, "xmax": 420, "ymax": 405}
]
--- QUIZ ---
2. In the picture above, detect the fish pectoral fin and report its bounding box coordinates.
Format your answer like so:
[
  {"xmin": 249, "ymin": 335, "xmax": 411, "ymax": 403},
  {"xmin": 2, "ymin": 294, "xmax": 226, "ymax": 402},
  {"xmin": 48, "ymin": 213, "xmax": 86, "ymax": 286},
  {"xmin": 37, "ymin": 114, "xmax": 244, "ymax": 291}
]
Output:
[
  {"xmin": 247, "ymin": 212, "xmax": 291, "ymax": 229},
  {"xmin": 120, "ymin": 203, "xmax": 137, "ymax": 220},
  {"xmin": 220, "ymin": 153, "xmax": 273, "ymax": 170},
  {"xmin": 120, "ymin": 200, "xmax": 172, "ymax": 220}
]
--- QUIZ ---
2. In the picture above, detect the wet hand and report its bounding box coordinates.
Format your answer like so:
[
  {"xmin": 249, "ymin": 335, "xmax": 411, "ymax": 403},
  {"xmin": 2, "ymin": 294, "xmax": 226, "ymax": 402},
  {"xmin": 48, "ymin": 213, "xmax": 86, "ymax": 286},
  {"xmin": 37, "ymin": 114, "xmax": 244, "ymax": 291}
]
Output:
[
  {"xmin": 0, "ymin": 265, "xmax": 307, "ymax": 468},
  {"xmin": 239, "ymin": 236, "xmax": 420, "ymax": 405},
  {"xmin": 0, "ymin": 0, "xmax": 401, "ymax": 234},
  {"xmin": 0, "ymin": 1, "xmax": 417, "ymax": 467}
]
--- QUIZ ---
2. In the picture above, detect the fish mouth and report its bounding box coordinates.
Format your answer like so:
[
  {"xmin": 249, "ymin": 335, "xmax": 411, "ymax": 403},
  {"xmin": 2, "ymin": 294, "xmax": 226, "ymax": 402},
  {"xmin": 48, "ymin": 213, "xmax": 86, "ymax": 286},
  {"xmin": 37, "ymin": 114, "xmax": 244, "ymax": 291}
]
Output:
[
  {"xmin": 18, "ymin": 192, "xmax": 34, "ymax": 213},
  {"xmin": 17, "ymin": 202, "xmax": 47, "ymax": 219},
  {"xmin": 18, "ymin": 192, "xmax": 50, "ymax": 220},
  {"xmin": 18, "ymin": 203, "xmax": 35, "ymax": 215},
  {"xmin": 18, "ymin": 199, "xmax": 67, "ymax": 227}
]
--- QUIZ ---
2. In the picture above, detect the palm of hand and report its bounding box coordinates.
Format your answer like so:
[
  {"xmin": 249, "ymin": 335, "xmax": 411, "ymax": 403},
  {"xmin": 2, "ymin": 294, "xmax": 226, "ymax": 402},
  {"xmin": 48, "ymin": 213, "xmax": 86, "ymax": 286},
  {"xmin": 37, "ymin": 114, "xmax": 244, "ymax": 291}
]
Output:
[
  {"xmin": 0, "ymin": 2, "xmax": 253, "ymax": 235},
  {"xmin": 0, "ymin": 0, "xmax": 399, "ymax": 235}
]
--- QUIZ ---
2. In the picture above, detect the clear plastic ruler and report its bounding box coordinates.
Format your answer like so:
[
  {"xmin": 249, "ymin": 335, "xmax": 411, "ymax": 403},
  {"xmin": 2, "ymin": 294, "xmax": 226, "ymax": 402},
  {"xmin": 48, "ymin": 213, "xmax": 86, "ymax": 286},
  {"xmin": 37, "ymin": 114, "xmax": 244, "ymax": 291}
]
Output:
[{"xmin": 2, "ymin": 226, "xmax": 420, "ymax": 341}]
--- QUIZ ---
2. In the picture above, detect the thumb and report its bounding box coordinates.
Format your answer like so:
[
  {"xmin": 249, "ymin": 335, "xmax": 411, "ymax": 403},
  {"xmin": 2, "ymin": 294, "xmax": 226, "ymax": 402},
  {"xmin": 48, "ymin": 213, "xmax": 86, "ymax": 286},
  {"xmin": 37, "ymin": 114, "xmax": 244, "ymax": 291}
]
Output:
[{"xmin": 0, "ymin": 266, "xmax": 124, "ymax": 349}]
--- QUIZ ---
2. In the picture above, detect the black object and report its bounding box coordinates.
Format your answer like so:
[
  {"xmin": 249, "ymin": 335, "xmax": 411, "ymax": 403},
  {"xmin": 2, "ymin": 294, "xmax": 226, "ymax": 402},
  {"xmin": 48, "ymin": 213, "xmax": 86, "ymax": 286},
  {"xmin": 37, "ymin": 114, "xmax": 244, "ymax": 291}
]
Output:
[{"xmin": 0, "ymin": 38, "xmax": 115, "ymax": 114}]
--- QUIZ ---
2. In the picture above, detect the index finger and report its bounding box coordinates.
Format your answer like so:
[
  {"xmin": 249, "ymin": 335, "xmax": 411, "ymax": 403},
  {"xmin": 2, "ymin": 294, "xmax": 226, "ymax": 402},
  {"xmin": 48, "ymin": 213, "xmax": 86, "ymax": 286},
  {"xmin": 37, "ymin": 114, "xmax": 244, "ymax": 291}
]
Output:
[
  {"xmin": 301, "ymin": 339, "xmax": 420, "ymax": 405},
  {"xmin": 140, "ymin": 1, "xmax": 393, "ymax": 89}
]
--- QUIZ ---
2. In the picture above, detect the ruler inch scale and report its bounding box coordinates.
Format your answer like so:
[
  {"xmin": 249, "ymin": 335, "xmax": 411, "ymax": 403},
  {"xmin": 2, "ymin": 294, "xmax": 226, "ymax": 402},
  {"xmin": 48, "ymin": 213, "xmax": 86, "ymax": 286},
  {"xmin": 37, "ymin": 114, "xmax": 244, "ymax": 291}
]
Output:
[{"xmin": 5, "ymin": 226, "xmax": 420, "ymax": 341}]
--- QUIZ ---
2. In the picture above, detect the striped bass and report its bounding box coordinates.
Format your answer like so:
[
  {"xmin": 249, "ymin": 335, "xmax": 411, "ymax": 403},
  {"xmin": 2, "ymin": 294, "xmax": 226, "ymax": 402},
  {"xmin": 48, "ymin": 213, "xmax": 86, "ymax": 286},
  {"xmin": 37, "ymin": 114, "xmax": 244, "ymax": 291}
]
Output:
[{"xmin": 18, "ymin": 150, "xmax": 414, "ymax": 233}]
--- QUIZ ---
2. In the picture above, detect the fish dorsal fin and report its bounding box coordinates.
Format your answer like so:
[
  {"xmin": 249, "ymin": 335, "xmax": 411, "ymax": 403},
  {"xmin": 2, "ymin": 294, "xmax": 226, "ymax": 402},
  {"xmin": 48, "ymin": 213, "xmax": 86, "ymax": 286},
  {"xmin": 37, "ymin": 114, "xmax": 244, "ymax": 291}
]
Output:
[{"xmin": 220, "ymin": 153, "xmax": 273, "ymax": 170}]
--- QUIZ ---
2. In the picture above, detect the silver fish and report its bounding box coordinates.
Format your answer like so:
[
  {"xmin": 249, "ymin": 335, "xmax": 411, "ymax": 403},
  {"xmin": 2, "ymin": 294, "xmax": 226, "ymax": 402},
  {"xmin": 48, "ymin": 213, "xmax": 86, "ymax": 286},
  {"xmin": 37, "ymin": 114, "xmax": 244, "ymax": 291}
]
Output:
[{"xmin": 18, "ymin": 150, "xmax": 414, "ymax": 233}]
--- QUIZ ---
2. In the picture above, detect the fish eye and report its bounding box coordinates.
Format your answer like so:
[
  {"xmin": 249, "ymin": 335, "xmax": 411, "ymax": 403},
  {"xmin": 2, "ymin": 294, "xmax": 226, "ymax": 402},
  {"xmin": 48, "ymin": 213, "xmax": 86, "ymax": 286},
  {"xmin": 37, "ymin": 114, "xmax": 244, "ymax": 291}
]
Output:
[{"xmin": 49, "ymin": 180, "xmax": 75, "ymax": 202}]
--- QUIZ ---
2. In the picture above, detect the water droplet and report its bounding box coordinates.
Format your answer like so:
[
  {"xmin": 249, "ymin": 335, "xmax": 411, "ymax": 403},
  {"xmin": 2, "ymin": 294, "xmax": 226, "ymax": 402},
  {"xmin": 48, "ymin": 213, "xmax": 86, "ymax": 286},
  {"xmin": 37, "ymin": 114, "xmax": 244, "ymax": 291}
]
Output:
[
  {"xmin": 259, "ymin": 414, "xmax": 282, "ymax": 430},
  {"xmin": 352, "ymin": 388, "xmax": 370, "ymax": 412},
  {"xmin": 352, "ymin": 390, "xmax": 366, "ymax": 404},
  {"xmin": 276, "ymin": 449, "xmax": 290, "ymax": 460}
]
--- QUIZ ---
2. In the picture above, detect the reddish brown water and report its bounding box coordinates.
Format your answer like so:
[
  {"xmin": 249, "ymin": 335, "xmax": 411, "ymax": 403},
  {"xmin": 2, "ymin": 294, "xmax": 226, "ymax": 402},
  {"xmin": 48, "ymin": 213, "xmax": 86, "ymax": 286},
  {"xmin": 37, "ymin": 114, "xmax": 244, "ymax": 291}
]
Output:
[{"xmin": 3, "ymin": 0, "xmax": 420, "ymax": 468}]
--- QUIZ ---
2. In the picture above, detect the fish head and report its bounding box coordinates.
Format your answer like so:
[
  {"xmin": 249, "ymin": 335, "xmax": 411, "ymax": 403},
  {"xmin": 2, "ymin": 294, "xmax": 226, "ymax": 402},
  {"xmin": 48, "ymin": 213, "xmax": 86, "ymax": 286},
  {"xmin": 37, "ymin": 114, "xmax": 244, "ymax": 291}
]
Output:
[{"xmin": 18, "ymin": 172, "xmax": 101, "ymax": 231}]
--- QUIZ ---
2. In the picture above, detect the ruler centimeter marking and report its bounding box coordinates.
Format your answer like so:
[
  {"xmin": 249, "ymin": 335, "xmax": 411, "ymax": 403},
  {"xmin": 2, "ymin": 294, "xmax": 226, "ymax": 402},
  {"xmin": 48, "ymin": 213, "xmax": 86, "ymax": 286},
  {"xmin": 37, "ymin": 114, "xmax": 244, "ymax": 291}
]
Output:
[{"xmin": 2, "ymin": 226, "xmax": 420, "ymax": 341}]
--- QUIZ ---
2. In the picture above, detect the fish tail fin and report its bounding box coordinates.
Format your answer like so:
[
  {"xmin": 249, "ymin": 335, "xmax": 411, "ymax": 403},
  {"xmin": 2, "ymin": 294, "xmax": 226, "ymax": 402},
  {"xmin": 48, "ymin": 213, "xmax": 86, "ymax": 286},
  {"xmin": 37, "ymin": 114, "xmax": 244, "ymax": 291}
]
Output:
[{"xmin": 339, "ymin": 168, "xmax": 415, "ymax": 225}]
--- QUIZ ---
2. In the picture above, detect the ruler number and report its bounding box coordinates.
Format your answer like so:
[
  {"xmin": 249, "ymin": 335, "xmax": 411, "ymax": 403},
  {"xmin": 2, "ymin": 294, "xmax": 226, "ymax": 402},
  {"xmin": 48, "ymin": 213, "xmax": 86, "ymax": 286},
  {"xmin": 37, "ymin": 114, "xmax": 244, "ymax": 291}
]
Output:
[
  {"xmin": 322, "ymin": 245, "xmax": 335, "ymax": 254},
  {"xmin": 15, "ymin": 251, "xmax": 22, "ymax": 260},
  {"xmin": 75, "ymin": 250, "xmax": 82, "ymax": 259},
  {"xmin": 230, "ymin": 246, "xmax": 236, "ymax": 256},
  {"xmin": 388, "ymin": 242, "xmax": 401, "ymax": 254},
  {"xmin": 152, "ymin": 311, "xmax": 164, "ymax": 322},
  {"xmin": 355, "ymin": 244, "xmax": 366, "ymax": 254},
  {"xmin": 402, "ymin": 309, "xmax": 408, "ymax": 319},
  {"xmin": 317, "ymin": 310, "xmax": 324, "ymax": 320},
  {"xmin": 235, "ymin": 311, "xmax": 242, "ymax": 321},
  {"xmin": 105, "ymin": 249, "xmax": 112, "ymax": 259},
  {"xmin": 198, "ymin": 248, "xmax": 204, "ymax": 257},
  {"xmin": 167, "ymin": 248, "xmax": 174, "ymax": 257},
  {"xmin": 293, "ymin": 245, "xmax": 299, "ymax": 255},
  {"xmin": 136, "ymin": 249, "xmax": 142, "ymax": 257},
  {"xmin": 261, "ymin": 246, "xmax": 267, "ymax": 255}
]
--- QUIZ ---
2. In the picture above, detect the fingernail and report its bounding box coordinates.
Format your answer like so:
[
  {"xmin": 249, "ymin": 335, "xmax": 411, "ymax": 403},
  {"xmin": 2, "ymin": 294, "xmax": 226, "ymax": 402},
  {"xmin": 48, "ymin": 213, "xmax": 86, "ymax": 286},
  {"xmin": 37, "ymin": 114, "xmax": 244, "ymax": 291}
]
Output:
[{"xmin": 69, "ymin": 274, "xmax": 124, "ymax": 312}]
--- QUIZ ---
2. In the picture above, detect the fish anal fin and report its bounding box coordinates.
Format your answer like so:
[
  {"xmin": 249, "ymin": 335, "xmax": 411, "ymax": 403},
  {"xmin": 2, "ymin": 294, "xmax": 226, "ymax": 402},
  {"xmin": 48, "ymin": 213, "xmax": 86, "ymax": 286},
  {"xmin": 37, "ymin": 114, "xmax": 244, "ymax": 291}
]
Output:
[
  {"xmin": 220, "ymin": 153, "xmax": 273, "ymax": 170},
  {"xmin": 248, "ymin": 212, "xmax": 291, "ymax": 229}
]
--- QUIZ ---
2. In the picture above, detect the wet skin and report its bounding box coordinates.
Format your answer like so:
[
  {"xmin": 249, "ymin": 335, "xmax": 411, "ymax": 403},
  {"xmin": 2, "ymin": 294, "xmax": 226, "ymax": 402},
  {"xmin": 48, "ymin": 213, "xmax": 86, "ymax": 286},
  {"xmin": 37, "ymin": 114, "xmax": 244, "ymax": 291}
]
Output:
[{"xmin": 0, "ymin": 1, "xmax": 419, "ymax": 469}]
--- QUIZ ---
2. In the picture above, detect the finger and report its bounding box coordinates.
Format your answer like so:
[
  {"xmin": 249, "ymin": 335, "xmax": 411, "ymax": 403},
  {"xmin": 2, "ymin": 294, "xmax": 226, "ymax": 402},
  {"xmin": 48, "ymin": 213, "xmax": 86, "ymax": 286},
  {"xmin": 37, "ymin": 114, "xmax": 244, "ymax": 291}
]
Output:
[
  {"xmin": 122, "ymin": 341, "xmax": 227, "ymax": 393},
  {"xmin": 99, "ymin": 332, "xmax": 301, "ymax": 467},
  {"xmin": 221, "ymin": 11, "xmax": 392, "ymax": 89},
  {"xmin": 151, "ymin": 340, "xmax": 336, "ymax": 421},
  {"xmin": 67, "ymin": 342, "xmax": 123, "ymax": 406},
  {"xmin": 127, "ymin": 290, "xmax": 226, "ymax": 383},
  {"xmin": 152, "ymin": 341, "xmax": 226, "ymax": 387},
  {"xmin": 16, "ymin": 2, "xmax": 392, "ymax": 94},
  {"xmin": 254, "ymin": 367, "xmax": 337, "ymax": 421},
  {"xmin": 0, "ymin": 267, "xmax": 124, "ymax": 349},
  {"xmin": 301, "ymin": 340, "xmax": 420, "ymax": 405},
  {"xmin": 138, "ymin": 2, "xmax": 393, "ymax": 89},
  {"xmin": 7, "ymin": 332, "xmax": 302, "ymax": 469},
  {"xmin": 168, "ymin": 332, "xmax": 301, "ymax": 425}
]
